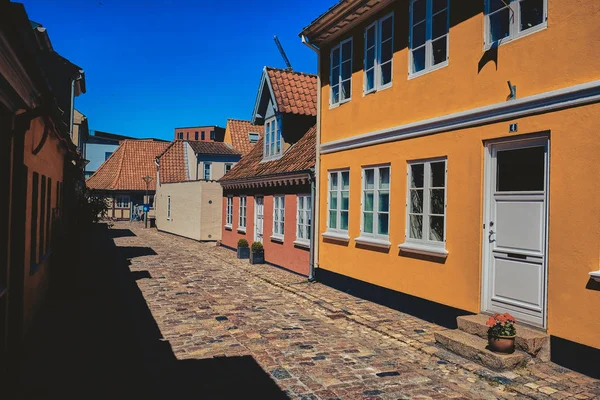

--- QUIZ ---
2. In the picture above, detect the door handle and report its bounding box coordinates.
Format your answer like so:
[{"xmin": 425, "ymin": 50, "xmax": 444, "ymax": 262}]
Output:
[{"xmin": 489, "ymin": 229, "xmax": 496, "ymax": 243}]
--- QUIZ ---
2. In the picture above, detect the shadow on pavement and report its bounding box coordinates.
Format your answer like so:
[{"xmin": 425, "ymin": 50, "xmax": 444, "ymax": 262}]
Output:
[{"xmin": 10, "ymin": 223, "xmax": 287, "ymax": 400}]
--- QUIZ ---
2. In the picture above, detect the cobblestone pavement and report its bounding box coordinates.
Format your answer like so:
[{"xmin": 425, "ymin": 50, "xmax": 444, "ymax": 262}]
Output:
[{"xmin": 115, "ymin": 222, "xmax": 600, "ymax": 400}]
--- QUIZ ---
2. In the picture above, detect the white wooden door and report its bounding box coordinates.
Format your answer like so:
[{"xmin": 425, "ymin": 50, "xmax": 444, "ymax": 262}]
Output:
[
  {"xmin": 483, "ymin": 137, "xmax": 549, "ymax": 328},
  {"xmin": 254, "ymin": 196, "xmax": 264, "ymax": 243}
]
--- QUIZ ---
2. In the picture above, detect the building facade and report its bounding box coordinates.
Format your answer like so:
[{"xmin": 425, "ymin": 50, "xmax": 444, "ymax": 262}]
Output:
[
  {"xmin": 219, "ymin": 67, "xmax": 317, "ymax": 276},
  {"xmin": 155, "ymin": 140, "xmax": 241, "ymax": 241},
  {"xmin": 174, "ymin": 125, "xmax": 225, "ymax": 142},
  {"xmin": 301, "ymin": 0, "xmax": 600, "ymax": 377}
]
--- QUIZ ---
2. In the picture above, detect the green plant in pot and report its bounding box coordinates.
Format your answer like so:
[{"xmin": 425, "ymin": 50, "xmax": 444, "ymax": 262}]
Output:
[
  {"xmin": 237, "ymin": 239, "xmax": 249, "ymax": 259},
  {"xmin": 250, "ymin": 241, "xmax": 264, "ymax": 264},
  {"xmin": 487, "ymin": 313, "xmax": 517, "ymax": 354}
]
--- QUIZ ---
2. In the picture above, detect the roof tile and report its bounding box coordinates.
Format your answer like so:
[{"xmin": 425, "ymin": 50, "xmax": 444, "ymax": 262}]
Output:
[
  {"xmin": 225, "ymin": 119, "xmax": 264, "ymax": 155},
  {"xmin": 266, "ymin": 67, "xmax": 317, "ymax": 117}
]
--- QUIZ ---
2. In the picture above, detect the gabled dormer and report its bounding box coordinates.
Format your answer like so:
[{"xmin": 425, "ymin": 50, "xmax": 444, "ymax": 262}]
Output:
[{"xmin": 252, "ymin": 67, "xmax": 317, "ymax": 162}]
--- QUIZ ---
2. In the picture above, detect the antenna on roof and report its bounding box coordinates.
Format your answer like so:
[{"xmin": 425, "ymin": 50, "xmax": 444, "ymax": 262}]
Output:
[{"xmin": 274, "ymin": 35, "xmax": 293, "ymax": 71}]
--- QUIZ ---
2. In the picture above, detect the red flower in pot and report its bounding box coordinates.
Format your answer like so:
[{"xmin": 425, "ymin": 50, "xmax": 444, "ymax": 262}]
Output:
[{"xmin": 487, "ymin": 313, "xmax": 517, "ymax": 354}]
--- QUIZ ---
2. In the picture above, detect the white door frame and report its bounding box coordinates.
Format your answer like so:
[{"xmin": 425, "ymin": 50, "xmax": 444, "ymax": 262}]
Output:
[
  {"xmin": 481, "ymin": 134, "xmax": 550, "ymax": 329},
  {"xmin": 254, "ymin": 195, "xmax": 264, "ymax": 243}
]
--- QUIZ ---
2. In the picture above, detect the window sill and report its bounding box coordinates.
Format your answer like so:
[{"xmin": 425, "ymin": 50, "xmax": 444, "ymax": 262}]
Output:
[
  {"xmin": 224, "ymin": 225, "xmax": 232, "ymax": 231},
  {"xmin": 398, "ymin": 242, "xmax": 448, "ymax": 258},
  {"xmin": 322, "ymin": 231, "xmax": 350, "ymax": 242},
  {"xmin": 355, "ymin": 235, "xmax": 391, "ymax": 249},
  {"xmin": 270, "ymin": 235, "xmax": 284, "ymax": 243},
  {"xmin": 363, "ymin": 83, "xmax": 392, "ymax": 97},
  {"xmin": 408, "ymin": 60, "xmax": 449, "ymax": 80},
  {"xmin": 237, "ymin": 227, "xmax": 246, "ymax": 233},
  {"xmin": 329, "ymin": 98, "xmax": 351, "ymax": 109},
  {"xmin": 589, "ymin": 271, "xmax": 600, "ymax": 282},
  {"xmin": 293, "ymin": 239, "xmax": 310, "ymax": 249}
]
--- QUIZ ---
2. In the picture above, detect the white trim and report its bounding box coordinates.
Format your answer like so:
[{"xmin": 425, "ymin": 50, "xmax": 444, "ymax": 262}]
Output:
[
  {"xmin": 238, "ymin": 195, "xmax": 247, "ymax": 230},
  {"xmin": 484, "ymin": 0, "xmax": 548, "ymax": 50},
  {"xmin": 237, "ymin": 227, "xmax": 246, "ymax": 233},
  {"xmin": 296, "ymin": 193, "xmax": 312, "ymax": 243},
  {"xmin": 321, "ymin": 79, "xmax": 600, "ymax": 154},
  {"xmin": 327, "ymin": 169, "xmax": 350, "ymax": 233},
  {"xmin": 263, "ymin": 115, "xmax": 283, "ymax": 161},
  {"xmin": 225, "ymin": 195, "xmax": 233, "ymax": 227},
  {"xmin": 270, "ymin": 235, "xmax": 284, "ymax": 243},
  {"xmin": 360, "ymin": 164, "xmax": 391, "ymax": 239},
  {"xmin": 589, "ymin": 271, "xmax": 600, "ymax": 283},
  {"xmin": 330, "ymin": 37, "xmax": 353, "ymax": 107},
  {"xmin": 273, "ymin": 194, "xmax": 285, "ymax": 238},
  {"xmin": 293, "ymin": 239, "xmax": 310, "ymax": 248},
  {"xmin": 203, "ymin": 162, "xmax": 212, "ymax": 181},
  {"xmin": 363, "ymin": 12, "xmax": 394, "ymax": 94},
  {"xmin": 355, "ymin": 235, "xmax": 391, "ymax": 249},
  {"xmin": 408, "ymin": 0, "xmax": 450, "ymax": 78},
  {"xmin": 398, "ymin": 242, "xmax": 448, "ymax": 258},
  {"xmin": 322, "ymin": 230, "xmax": 351, "ymax": 242}
]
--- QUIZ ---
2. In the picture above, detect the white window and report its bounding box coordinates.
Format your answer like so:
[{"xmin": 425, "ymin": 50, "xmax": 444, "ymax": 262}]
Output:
[
  {"xmin": 364, "ymin": 13, "xmax": 394, "ymax": 93},
  {"xmin": 410, "ymin": 0, "xmax": 449, "ymax": 76},
  {"xmin": 203, "ymin": 162, "xmax": 212, "ymax": 180},
  {"xmin": 225, "ymin": 163, "xmax": 233, "ymax": 174},
  {"xmin": 248, "ymin": 132, "xmax": 260, "ymax": 143},
  {"xmin": 485, "ymin": 0, "xmax": 547, "ymax": 48},
  {"xmin": 226, "ymin": 196, "xmax": 233, "ymax": 227},
  {"xmin": 327, "ymin": 170, "xmax": 350, "ymax": 233},
  {"xmin": 361, "ymin": 165, "xmax": 390, "ymax": 238},
  {"xmin": 330, "ymin": 37, "xmax": 353, "ymax": 106},
  {"xmin": 115, "ymin": 195, "xmax": 130, "ymax": 209},
  {"xmin": 406, "ymin": 159, "xmax": 447, "ymax": 246},
  {"xmin": 272, "ymin": 195, "xmax": 285, "ymax": 238},
  {"xmin": 167, "ymin": 196, "xmax": 171, "ymax": 219},
  {"xmin": 296, "ymin": 194, "xmax": 312, "ymax": 244},
  {"xmin": 238, "ymin": 196, "xmax": 247, "ymax": 230},
  {"xmin": 263, "ymin": 116, "xmax": 282, "ymax": 160}
]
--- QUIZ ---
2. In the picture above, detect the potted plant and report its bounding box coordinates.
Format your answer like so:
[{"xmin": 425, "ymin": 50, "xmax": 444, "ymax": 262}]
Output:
[
  {"xmin": 250, "ymin": 241, "xmax": 264, "ymax": 264},
  {"xmin": 486, "ymin": 313, "xmax": 517, "ymax": 354},
  {"xmin": 237, "ymin": 239, "xmax": 250, "ymax": 259}
]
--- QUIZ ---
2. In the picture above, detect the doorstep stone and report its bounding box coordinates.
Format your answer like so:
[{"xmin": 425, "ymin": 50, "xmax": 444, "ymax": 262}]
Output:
[
  {"xmin": 434, "ymin": 330, "xmax": 528, "ymax": 371},
  {"xmin": 457, "ymin": 314, "xmax": 550, "ymax": 361}
]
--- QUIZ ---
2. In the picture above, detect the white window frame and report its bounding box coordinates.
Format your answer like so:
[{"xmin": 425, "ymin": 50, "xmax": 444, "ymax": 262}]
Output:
[
  {"xmin": 238, "ymin": 195, "xmax": 247, "ymax": 232},
  {"xmin": 401, "ymin": 158, "xmax": 448, "ymax": 256},
  {"xmin": 357, "ymin": 165, "xmax": 391, "ymax": 248},
  {"xmin": 248, "ymin": 132, "xmax": 260, "ymax": 143},
  {"xmin": 167, "ymin": 195, "xmax": 171, "ymax": 220},
  {"xmin": 329, "ymin": 37, "xmax": 353, "ymax": 107},
  {"xmin": 271, "ymin": 195, "xmax": 285, "ymax": 241},
  {"xmin": 295, "ymin": 194, "xmax": 312, "ymax": 246},
  {"xmin": 364, "ymin": 12, "xmax": 394, "ymax": 94},
  {"xmin": 326, "ymin": 169, "xmax": 350, "ymax": 237},
  {"xmin": 484, "ymin": 0, "xmax": 548, "ymax": 50},
  {"xmin": 225, "ymin": 163, "xmax": 233, "ymax": 174},
  {"xmin": 115, "ymin": 195, "xmax": 130, "ymax": 209},
  {"xmin": 225, "ymin": 196, "xmax": 233, "ymax": 228},
  {"xmin": 409, "ymin": 0, "xmax": 450, "ymax": 79},
  {"xmin": 203, "ymin": 162, "xmax": 212, "ymax": 180},
  {"xmin": 263, "ymin": 116, "xmax": 283, "ymax": 161}
]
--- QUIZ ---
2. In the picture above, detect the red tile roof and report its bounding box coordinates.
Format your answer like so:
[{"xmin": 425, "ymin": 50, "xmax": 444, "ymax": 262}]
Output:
[
  {"xmin": 187, "ymin": 140, "xmax": 240, "ymax": 156},
  {"xmin": 225, "ymin": 119, "xmax": 263, "ymax": 155},
  {"xmin": 220, "ymin": 125, "xmax": 316, "ymax": 184},
  {"xmin": 156, "ymin": 141, "xmax": 187, "ymax": 184},
  {"xmin": 266, "ymin": 67, "xmax": 317, "ymax": 117},
  {"xmin": 86, "ymin": 139, "xmax": 170, "ymax": 191}
]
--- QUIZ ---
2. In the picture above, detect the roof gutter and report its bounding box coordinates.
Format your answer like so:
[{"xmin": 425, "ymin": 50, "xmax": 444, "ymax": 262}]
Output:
[{"xmin": 301, "ymin": 35, "xmax": 320, "ymax": 283}]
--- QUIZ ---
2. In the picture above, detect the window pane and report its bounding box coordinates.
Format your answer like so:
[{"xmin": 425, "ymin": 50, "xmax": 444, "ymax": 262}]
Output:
[
  {"xmin": 340, "ymin": 211, "xmax": 349, "ymax": 230},
  {"xmin": 341, "ymin": 40, "xmax": 352, "ymax": 62},
  {"xmin": 432, "ymin": 10, "xmax": 448, "ymax": 39},
  {"xmin": 430, "ymin": 215, "xmax": 444, "ymax": 241},
  {"xmin": 364, "ymin": 192, "xmax": 374, "ymax": 211},
  {"xmin": 366, "ymin": 25, "xmax": 376, "ymax": 48},
  {"xmin": 489, "ymin": 0, "xmax": 507, "ymax": 13},
  {"xmin": 520, "ymin": 0, "xmax": 544, "ymax": 31},
  {"xmin": 381, "ymin": 16, "xmax": 393, "ymax": 40},
  {"xmin": 331, "ymin": 66, "xmax": 340, "ymax": 85},
  {"xmin": 379, "ymin": 167, "xmax": 390, "ymax": 189},
  {"xmin": 380, "ymin": 62, "xmax": 392, "ymax": 86},
  {"xmin": 430, "ymin": 161, "xmax": 446, "ymax": 187},
  {"xmin": 341, "ymin": 191, "xmax": 349, "ymax": 210},
  {"xmin": 306, "ymin": 196, "xmax": 312, "ymax": 210},
  {"xmin": 410, "ymin": 189, "xmax": 423, "ymax": 213},
  {"xmin": 363, "ymin": 212, "xmax": 374, "ymax": 233},
  {"xmin": 412, "ymin": 21, "xmax": 426, "ymax": 48},
  {"xmin": 329, "ymin": 210, "xmax": 338, "ymax": 228},
  {"xmin": 412, "ymin": 47, "xmax": 426, "ymax": 73},
  {"xmin": 341, "ymin": 80, "xmax": 351, "ymax": 100},
  {"xmin": 331, "ymin": 85, "xmax": 340, "ymax": 104},
  {"xmin": 341, "ymin": 171, "xmax": 350, "ymax": 190},
  {"xmin": 410, "ymin": 215, "xmax": 423, "ymax": 239},
  {"xmin": 366, "ymin": 47, "xmax": 375, "ymax": 69},
  {"xmin": 378, "ymin": 191, "xmax": 389, "ymax": 212},
  {"xmin": 341, "ymin": 60, "xmax": 352, "ymax": 80},
  {"xmin": 332, "ymin": 47, "xmax": 340, "ymax": 65},
  {"xmin": 489, "ymin": 7, "xmax": 510, "ymax": 42},
  {"xmin": 413, "ymin": 0, "xmax": 426, "ymax": 22},
  {"xmin": 410, "ymin": 164, "xmax": 424, "ymax": 188},
  {"xmin": 432, "ymin": 36, "xmax": 447, "ymax": 65},
  {"xmin": 430, "ymin": 189, "xmax": 445, "ymax": 215},
  {"xmin": 366, "ymin": 69, "xmax": 375, "ymax": 91},
  {"xmin": 329, "ymin": 192, "xmax": 338, "ymax": 210},
  {"xmin": 331, "ymin": 173, "xmax": 338, "ymax": 189},
  {"xmin": 381, "ymin": 39, "xmax": 393, "ymax": 63},
  {"xmin": 496, "ymin": 146, "xmax": 545, "ymax": 191},
  {"xmin": 433, "ymin": 0, "xmax": 447, "ymax": 13},
  {"xmin": 298, "ymin": 224, "xmax": 304, "ymax": 238},
  {"xmin": 378, "ymin": 213, "xmax": 389, "ymax": 235},
  {"xmin": 364, "ymin": 169, "xmax": 375, "ymax": 189}
]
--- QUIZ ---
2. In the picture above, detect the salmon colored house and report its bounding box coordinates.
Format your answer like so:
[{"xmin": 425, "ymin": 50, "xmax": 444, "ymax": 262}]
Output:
[
  {"xmin": 301, "ymin": 0, "xmax": 600, "ymax": 377},
  {"xmin": 219, "ymin": 67, "xmax": 317, "ymax": 276}
]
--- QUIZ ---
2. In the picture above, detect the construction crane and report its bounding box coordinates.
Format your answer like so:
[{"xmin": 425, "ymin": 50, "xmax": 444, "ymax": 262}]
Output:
[{"xmin": 274, "ymin": 35, "xmax": 293, "ymax": 71}]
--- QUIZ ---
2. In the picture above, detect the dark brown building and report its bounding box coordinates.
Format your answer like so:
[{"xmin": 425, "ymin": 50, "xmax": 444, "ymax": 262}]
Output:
[{"xmin": 174, "ymin": 125, "xmax": 225, "ymax": 142}]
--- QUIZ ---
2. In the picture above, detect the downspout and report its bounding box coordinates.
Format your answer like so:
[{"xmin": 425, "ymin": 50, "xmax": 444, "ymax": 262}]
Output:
[
  {"xmin": 302, "ymin": 35, "xmax": 320, "ymax": 282},
  {"xmin": 69, "ymin": 70, "xmax": 84, "ymax": 139}
]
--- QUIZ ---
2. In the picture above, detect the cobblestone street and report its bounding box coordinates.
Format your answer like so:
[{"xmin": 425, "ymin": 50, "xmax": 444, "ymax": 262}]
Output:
[{"xmin": 13, "ymin": 222, "xmax": 599, "ymax": 400}]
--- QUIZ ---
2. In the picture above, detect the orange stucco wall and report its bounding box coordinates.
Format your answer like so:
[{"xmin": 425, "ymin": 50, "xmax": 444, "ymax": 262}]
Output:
[
  {"xmin": 222, "ymin": 193, "xmax": 310, "ymax": 276},
  {"xmin": 23, "ymin": 116, "xmax": 65, "ymax": 330},
  {"xmin": 317, "ymin": 1, "xmax": 600, "ymax": 350}
]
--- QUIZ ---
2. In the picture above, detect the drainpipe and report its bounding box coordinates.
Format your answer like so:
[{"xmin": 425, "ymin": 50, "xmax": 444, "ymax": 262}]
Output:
[
  {"xmin": 302, "ymin": 35, "xmax": 320, "ymax": 282},
  {"xmin": 69, "ymin": 70, "xmax": 84, "ymax": 139}
]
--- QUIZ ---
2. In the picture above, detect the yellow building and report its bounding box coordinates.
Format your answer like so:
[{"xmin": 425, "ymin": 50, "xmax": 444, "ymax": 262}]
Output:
[{"xmin": 301, "ymin": 0, "xmax": 600, "ymax": 377}]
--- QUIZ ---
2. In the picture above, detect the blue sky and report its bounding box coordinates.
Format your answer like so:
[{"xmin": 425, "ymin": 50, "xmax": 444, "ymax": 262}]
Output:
[{"xmin": 21, "ymin": 0, "xmax": 335, "ymax": 140}]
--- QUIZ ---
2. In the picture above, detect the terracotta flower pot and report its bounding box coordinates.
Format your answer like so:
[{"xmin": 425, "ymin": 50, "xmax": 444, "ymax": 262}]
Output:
[{"xmin": 488, "ymin": 335, "xmax": 516, "ymax": 354}]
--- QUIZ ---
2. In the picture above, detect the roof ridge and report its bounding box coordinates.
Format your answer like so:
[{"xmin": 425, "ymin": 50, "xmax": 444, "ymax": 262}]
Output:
[
  {"xmin": 111, "ymin": 140, "xmax": 127, "ymax": 189},
  {"xmin": 156, "ymin": 140, "xmax": 179, "ymax": 160},
  {"xmin": 265, "ymin": 66, "xmax": 317, "ymax": 78},
  {"xmin": 85, "ymin": 144, "xmax": 120, "ymax": 184}
]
